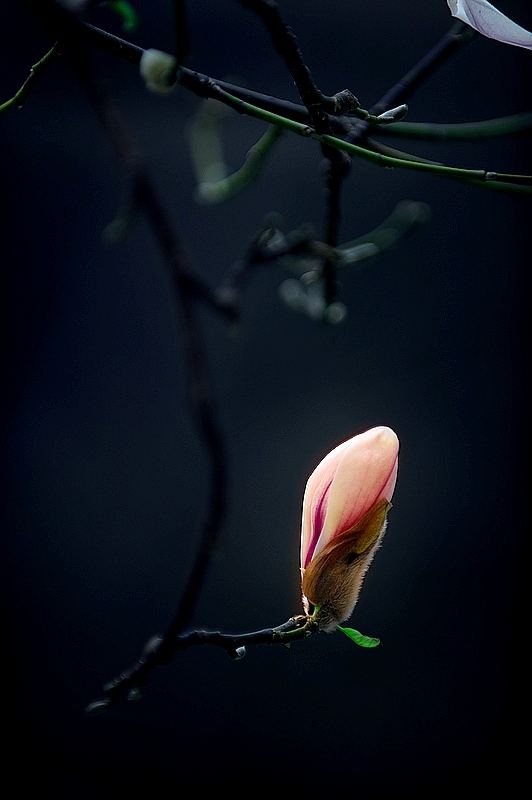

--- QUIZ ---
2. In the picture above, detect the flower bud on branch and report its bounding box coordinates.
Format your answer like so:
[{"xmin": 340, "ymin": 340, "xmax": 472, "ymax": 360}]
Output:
[
  {"xmin": 375, "ymin": 104, "xmax": 409, "ymax": 125},
  {"xmin": 300, "ymin": 427, "xmax": 399, "ymax": 632}
]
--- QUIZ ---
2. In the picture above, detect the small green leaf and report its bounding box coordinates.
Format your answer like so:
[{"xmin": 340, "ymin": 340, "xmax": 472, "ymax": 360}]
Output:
[
  {"xmin": 337, "ymin": 626, "xmax": 380, "ymax": 648},
  {"xmin": 107, "ymin": 1, "xmax": 139, "ymax": 32}
]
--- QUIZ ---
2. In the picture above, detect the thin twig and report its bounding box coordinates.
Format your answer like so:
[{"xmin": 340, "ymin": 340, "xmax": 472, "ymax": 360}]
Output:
[
  {"xmin": 237, "ymin": 1, "xmax": 360, "ymax": 309},
  {"xmin": 191, "ymin": 115, "xmax": 283, "ymax": 205},
  {"xmin": 199, "ymin": 82, "xmax": 532, "ymax": 192},
  {"xmin": 347, "ymin": 21, "xmax": 474, "ymax": 143},
  {"xmin": 375, "ymin": 113, "xmax": 532, "ymax": 141},
  {"xmin": 85, "ymin": 616, "xmax": 315, "ymax": 713},
  {"xmin": 321, "ymin": 154, "xmax": 350, "ymax": 305},
  {"xmin": 238, "ymin": 0, "xmax": 330, "ymax": 130},
  {"xmin": 373, "ymin": 21, "xmax": 473, "ymax": 115},
  {"xmin": 77, "ymin": 22, "xmax": 341, "ymax": 126},
  {"xmin": 0, "ymin": 43, "xmax": 59, "ymax": 116}
]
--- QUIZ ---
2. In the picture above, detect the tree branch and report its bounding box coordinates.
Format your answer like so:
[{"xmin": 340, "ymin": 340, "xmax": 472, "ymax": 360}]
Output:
[
  {"xmin": 196, "ymin": 82, "xmax": 532, "ymax": 193},
  {"xmin": 375, "ymin": 113, "xmax": 532, "ymax": 140},
  {"xmin": 346, "ymin": 21, "xmax": 474, "ymax": 143},
  {"xmin": 237, "ymin": 0, "xmax": 334, "ymax": 130},
  {"xmin": 85, "ymin": 616, "xmax": 316, "ymax": 713}
]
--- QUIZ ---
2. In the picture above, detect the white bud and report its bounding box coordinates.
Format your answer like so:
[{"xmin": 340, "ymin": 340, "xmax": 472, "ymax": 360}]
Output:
[
  {"xmin": 140, "ymin": 49, "xmax": 179, "ymax": 95},
  {"xmin": 375, "ymin": 104, "xmax": 409, "ymax": 125}
]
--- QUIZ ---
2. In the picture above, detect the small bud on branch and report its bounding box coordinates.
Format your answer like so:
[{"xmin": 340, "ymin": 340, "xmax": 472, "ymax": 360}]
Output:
[{"xmin": 375, "ymin": 105, "xmax": 409, "ymax": 125}]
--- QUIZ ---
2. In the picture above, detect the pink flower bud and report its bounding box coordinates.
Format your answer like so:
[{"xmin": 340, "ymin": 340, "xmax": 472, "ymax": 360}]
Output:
[{"xmin": 300, "ymin": 426, "xmax": 399, "ymax": 632}]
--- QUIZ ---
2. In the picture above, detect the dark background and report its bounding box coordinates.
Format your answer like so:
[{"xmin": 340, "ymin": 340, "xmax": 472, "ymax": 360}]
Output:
[{"xmin": 1, "ymin": 1, "xmax": 529, "ymax": 796}]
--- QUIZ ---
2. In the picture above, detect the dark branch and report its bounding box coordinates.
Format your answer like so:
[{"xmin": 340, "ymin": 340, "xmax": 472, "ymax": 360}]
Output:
[
  {"xmin": 237, "ymin": 0, "xmax": 330, "ymax": 131},
  {"xmin": 76, "ymin": 21, "xmax": 476, "ymax": 149},
  {"xmin": 78, "ymin": 22, "xmax": 334, "ymax": 125},
  {"xmin": 372, "ymin": 21, "xmax": 474, "ymax": 116},
  {"xmin": 347, "ymin": 21, "xmax": 473, "ymax": 143},
  {"xmin": 85, "ymin": 616, "xmax": 315, "ymax": 713},
  {"xmin": 76, "ymin": 89, "xmax": 229, "ymax": 647},
  {"xmin": 321, "ymin": 153, "xmax": 351, "ymax": 306}
]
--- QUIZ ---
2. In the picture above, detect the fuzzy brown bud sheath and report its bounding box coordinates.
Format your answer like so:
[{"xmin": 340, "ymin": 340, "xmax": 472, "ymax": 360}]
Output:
[{"xmin": 300, "ymin": 427, "xmax": 399, "ymax": 632}]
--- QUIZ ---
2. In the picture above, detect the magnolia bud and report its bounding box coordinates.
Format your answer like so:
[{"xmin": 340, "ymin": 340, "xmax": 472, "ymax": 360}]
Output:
[{"xmin": 300, "ymin": 427, "xmax": 399, "ymax": 632}]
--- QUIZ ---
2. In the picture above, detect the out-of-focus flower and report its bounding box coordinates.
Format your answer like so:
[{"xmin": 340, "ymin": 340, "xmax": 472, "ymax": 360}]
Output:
[
  {"xmin": 300, "ymin": 426, "xmax": 399, "ymax": 632},
  {"xmin": 139, "ymin": 49, "xmax": 179, "ymax": 94},
  {"xmin": 447, "ymin": 0, "xmax": 532, "ymax": 49}
]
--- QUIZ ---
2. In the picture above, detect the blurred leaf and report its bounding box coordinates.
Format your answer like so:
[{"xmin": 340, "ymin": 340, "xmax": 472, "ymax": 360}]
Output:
[{"xmin": 107, "ymin": 1, "xmax": 139, "ymax": 32}]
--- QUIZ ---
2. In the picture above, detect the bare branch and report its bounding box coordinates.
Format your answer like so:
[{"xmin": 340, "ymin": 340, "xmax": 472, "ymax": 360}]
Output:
[{"xmin": 85, "ymin": 616, "xmax": 315, "ymax": 713}]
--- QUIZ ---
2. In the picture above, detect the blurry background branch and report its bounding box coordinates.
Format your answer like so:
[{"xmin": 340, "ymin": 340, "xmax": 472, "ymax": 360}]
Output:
[{"xmin": 24, "ymin": 0, "xmax": 234, "ymax": 706}]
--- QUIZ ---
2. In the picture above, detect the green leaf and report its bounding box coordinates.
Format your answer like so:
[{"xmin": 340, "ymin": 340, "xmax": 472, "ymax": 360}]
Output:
[
  {"xmin": 107, "ymin": 1, "xmax": 139, "ymax": 32},
  {"xmin": 337, "ymin": 626, "xmax": 380, "ymax": 648}
]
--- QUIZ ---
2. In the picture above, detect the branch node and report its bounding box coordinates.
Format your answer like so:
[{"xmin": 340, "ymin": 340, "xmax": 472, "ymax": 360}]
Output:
[{"xmin": 329, "ymin": 89, "xmax": 360, "ymax": 116}]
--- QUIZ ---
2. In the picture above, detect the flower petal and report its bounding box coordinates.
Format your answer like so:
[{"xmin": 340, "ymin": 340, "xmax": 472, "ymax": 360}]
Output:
[
  {"xmin": 447, "ymin": 0, "xmax": 532, "ymax": 49},
  {"xmin": 312, "ymin": 426, "xmax": 398, "ymax": 561},
  {"xmin": 300, "ymin": 427, "xmax": 398, "ymax": 569},
  {"xmin": 300, "ymin": 437, "xmax": 354, "ymax": 569}
]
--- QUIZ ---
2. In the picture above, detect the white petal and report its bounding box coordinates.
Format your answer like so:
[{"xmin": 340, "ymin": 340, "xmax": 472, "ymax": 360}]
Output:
[{"xmin": 447, "ymin": 0, "xmax": 532, "ymax": 49}]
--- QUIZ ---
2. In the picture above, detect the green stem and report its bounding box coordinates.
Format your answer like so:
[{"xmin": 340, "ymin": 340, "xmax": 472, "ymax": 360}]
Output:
[
  {"xmin": 201, "ymin": 82, "xmax": 532, "ymax": 193},
  {"xmin": 364, "ymin": 137, "xmax": 444, "ymax": 166},
  {"xmin": 0, "ymin": 45, "xmax": 59, "ymax": 116},
  {"xmin": 376, "ymin": 113, "xmax": 532, "ymax": 141},
  {"xmin": 197, "ymin": 124, "xmax": 283, "ymax": 204}
]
